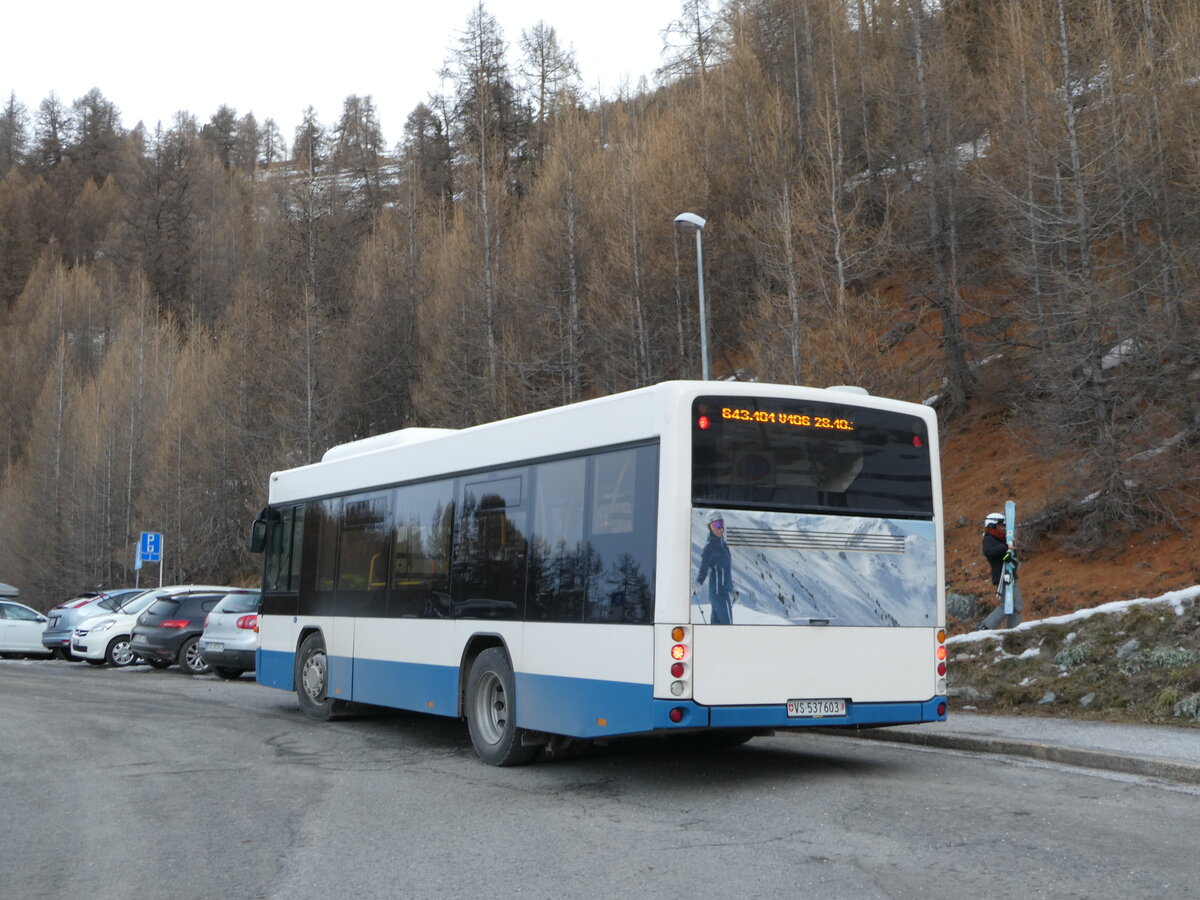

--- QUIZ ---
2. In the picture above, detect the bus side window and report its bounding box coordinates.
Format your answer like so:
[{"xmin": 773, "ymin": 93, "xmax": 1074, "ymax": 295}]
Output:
[
  {"xmin": 452, "ymin": 471, "xmax": 526, "ymax": 620},
  {"xmin": 337, "ymin": 493, "xmax": 392, "ymax": 592},
  {"xmin": 264, "ymin": 509, "xmax": 285, "ymax": 590},
  {"xmin": 391, "ymin": 480, "xmax": 455, "ymax": 618},
  {"xmin": 264, "ymin": 507, "xmax": 304, "ymax": 593},
  {"xmin": 300, "ymin": 498, "xmax": 341, "ymax": 597},
  {"xmin": 585, "ymin": 446, "xmax": 657, "ymax": 624},
  {"xmin": 527, "ymin": 458, "xmax": 587, "ymax": 623}
]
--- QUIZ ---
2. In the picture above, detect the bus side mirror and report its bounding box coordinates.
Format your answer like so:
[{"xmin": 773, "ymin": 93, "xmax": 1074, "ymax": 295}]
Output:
[{"xmin": 249, "ymin": 512, "xmax": 268, "ymax": 554}]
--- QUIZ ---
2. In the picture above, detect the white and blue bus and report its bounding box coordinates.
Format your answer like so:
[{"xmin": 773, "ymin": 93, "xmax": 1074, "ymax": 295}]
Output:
[{"xmin": 251, "ymin": 381, "xmax": 947, "ymax": 764}]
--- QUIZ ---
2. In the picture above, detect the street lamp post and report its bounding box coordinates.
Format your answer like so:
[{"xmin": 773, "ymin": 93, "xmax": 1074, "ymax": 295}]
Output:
[{"xmin": 674, "ymin": 212, "xmax": 709, "ymax": 381}]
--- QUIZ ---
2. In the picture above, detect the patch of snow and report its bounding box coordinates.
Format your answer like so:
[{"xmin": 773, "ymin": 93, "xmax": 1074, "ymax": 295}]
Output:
[{"xmin": 948, "ymin": 584, "xmax": 1200, "ymax": 646}]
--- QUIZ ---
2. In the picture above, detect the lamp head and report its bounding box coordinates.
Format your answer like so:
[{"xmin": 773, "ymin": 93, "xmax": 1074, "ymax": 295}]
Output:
[{"xmin": 674, "ymin": 212, "xmax": 707, "ymax": 231}]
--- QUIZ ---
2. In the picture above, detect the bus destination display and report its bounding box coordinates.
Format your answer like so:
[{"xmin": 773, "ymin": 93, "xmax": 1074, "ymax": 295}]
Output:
[{"xmin": 717, "ymin": 405, "xmax": 855, "ymax": 432}]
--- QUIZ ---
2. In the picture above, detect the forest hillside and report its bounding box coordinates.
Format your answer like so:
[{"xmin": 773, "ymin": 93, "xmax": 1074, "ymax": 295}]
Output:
[{"xmin": 1, "ymin": 0, "xmax": 1197, "ymax": 615}]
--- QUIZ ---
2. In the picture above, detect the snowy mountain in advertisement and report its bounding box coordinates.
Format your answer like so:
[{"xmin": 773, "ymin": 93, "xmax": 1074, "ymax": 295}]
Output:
[{"xmin": 690, "ymin": 508, "xmax": 937, "ymax": 627}]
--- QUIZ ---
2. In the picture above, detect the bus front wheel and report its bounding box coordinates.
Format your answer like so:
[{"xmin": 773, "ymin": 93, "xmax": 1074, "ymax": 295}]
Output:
[
  {"xmin": 296, "ymin": 633, "xmax": 348, "ymax": 721},
  {"xmin": 466, "ymin": 648, "xmax": 538, "ymax": 766}
]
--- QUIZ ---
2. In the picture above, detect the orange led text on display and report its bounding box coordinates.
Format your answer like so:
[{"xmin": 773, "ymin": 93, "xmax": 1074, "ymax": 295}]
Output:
[{"xmin": 719, "ymin": 407, "xmax": 855, "ymax": 432}]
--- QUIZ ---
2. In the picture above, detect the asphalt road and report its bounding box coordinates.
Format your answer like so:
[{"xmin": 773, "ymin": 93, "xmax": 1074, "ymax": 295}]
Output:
[{"xmin": 2, "ymin": 659, "xmax": 1197, "ymax": 900}]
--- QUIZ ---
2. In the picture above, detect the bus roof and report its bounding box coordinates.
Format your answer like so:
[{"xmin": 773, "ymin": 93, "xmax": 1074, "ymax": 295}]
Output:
[{"xmin": 267, "ymin": 380, "xmax": 936, "ymax": 505}]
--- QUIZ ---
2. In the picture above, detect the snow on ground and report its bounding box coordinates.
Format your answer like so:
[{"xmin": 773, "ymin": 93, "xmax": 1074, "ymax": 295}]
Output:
[{"xmin": 948, "ymin": 584, "xmax": 1200, "ymax": 646}]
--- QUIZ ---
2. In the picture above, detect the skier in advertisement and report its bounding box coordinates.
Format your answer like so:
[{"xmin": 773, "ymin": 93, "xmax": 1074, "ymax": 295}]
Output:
[
  {"xmin": 696, "ymin": 510, "xmax": 734, "ymax": 624},
  {"xmin": 978, "ymin": 511, "xmax": 1022, "ymax": 630}
]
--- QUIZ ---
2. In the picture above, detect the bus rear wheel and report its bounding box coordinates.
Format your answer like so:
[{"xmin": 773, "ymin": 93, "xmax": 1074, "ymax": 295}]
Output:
[
  {"xmin": 296, "ymin": 633, "xmax": 347, "ymax": 721},
  {"xmin": 466, "ymin": 648, "xmax": 538, "ymax": 767}
]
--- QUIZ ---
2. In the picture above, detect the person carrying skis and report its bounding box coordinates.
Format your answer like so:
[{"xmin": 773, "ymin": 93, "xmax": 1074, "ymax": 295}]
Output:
[
  {"xmin": 696, "ymin": 510, "xmax": 734, "ymax": 625},
  {"xmin": 978, "ymin": 511, "xmax": 1022, "ymax": 630}
]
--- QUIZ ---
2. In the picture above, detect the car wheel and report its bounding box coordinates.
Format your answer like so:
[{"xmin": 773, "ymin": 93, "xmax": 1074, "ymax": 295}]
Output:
[
  {"xmin": 146, "ymin": 658, "xmax": 172, "ymax": 669},
  {"xmin": 213, "ymin": 666, "xmax": 244, "ymax": 679},
  {"xmin": 105, "ymin": 636, "xmax": 138, "ymax": 667},
  {"xmin": 295, "ymin": 633, "xmax": 348, "ymax": 721},
  {"xmin": 84, "ymin": 658, "xmax": 105, "ymax": 666},
  {"xmin": 465, "ymin": 647, "xmax": 538, "ymax": 766},
  {"xmin": 178, "ymin": 636, "xmax": 211, "ymax": 675}
]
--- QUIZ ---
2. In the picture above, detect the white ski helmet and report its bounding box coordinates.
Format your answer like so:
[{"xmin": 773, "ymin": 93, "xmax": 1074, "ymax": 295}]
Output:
[{"xmin": 983, "ymin": 512, "xmax": 1005, "ymax": 527}]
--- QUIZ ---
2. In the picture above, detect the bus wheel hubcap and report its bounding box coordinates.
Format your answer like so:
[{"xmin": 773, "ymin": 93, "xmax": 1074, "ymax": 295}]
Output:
[
  {"xmin": 476, "ymin": 672, "xmax": 507, "ymax": 745},
  {"xmin": 302, "ymin": 653, "xmax": 326, "ymax": 701}
]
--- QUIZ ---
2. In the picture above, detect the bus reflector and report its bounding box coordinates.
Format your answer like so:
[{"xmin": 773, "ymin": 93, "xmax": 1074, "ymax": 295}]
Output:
[
  {"xmin": 671, "ymin": 662, "xmax": 684, "ymax": 677},
  {"xmin": 669, "ymin": 708, "xmax": 684, "ymax": 723},
  {"xmin": 937, "ymin": 662, "xmax": 946, "ymax": 676}
]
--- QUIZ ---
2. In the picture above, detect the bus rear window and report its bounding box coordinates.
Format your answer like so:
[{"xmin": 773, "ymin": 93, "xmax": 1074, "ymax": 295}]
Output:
[{"xmin": 691, "ymin": 396, "xmax": 933, "ymax": 517}]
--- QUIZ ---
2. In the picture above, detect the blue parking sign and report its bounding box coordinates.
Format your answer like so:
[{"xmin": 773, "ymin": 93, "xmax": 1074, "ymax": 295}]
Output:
[{"xmin": 139, "ymin": 531, "xmax": 163, "ymax": 563}]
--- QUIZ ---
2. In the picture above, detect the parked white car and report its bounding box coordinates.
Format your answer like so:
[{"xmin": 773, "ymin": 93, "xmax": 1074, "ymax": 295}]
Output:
[
  {"xmin": 71, "ymin": 589, "xmax": 159, "ymax": 666},
  {"xmin": 0, "ymin": 599, "xmax": 52, "ymax": 658}
]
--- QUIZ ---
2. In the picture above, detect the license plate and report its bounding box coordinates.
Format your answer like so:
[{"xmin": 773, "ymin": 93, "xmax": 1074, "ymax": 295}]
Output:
[
  {"xmin": 787, "ymin": 698, "xmax": 846, "ymax": 718},
  {"xmin": 205, "ymin": 642, "xmax": 224, "ymax": 653}
]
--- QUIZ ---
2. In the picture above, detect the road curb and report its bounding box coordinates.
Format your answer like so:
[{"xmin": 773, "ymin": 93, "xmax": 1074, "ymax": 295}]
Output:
[{"xmin": 813, "ymin": 727, "xmax": 1200, "ymax": 786}]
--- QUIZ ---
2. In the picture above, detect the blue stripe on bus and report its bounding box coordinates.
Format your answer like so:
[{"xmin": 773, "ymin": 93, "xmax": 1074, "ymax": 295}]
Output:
[
  {"xmin": 351, "ymin": 656, "xmax": 460, "ymax": 715},
  {"xmin": 515, "ymin": 672, "xmax": 654, "ymax": 738},
  {"xmin": 257, "ymin": 648, "xmax": 946, "ymax": 736},
  {"xmin": 257, "ymin": 648, "xmax": 295, "ymax": 691}
]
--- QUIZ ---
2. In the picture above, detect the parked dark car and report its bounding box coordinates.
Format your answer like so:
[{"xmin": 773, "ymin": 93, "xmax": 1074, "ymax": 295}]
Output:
[
  {"xmin": 42, "ymin": 589, "xmax": 144, "ymax": 659},
  {"xmin": 130, "ymin": 586, "xmax": 251, "ymax": 675}
]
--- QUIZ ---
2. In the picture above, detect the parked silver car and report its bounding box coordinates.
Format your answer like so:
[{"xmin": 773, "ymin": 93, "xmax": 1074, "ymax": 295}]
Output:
[
  {"xmin": 198, "ymin": 591, "xmax": 261, "ymax": 679},
  {"xmin": 42, "ymin": 589, "xmax": 144, "ymax": 659}
]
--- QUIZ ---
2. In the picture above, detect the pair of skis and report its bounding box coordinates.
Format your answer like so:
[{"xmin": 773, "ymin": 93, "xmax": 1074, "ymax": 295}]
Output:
[{"xmin": 998, "ymin": 499, "xmax": 1017, "ymax": 615}]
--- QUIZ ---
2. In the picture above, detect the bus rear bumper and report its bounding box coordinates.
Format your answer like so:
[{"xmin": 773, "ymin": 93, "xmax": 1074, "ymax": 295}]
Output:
[{"xmin": 653, "ymin": 697, "xmax": 946, "ymax": 731}]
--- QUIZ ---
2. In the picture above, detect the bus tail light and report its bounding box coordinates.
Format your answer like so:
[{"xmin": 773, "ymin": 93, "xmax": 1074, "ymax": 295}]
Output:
[
  {"xmin": 935, "ymin": 629, "xmax": 947, "ymax": 697},
  {"xmin": 666, "ymin": 625, "xmax": 692, "ymax": 702}
]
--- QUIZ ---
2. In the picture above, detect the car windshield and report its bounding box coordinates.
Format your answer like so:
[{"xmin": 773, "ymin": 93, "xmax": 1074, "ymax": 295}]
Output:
[
  {"xmin": 214, "ymin": 592, "xmax": 260, "ymax": 614},
  {"xmin": 116, "ymin": 591, "xmax": 157, "ymax": 615}
]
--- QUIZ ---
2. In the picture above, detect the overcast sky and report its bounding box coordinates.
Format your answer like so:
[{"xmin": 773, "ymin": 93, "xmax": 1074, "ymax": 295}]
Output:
[{"xmin": 6, "ymin": 0, "xmax": 683, "ymax": 147}]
